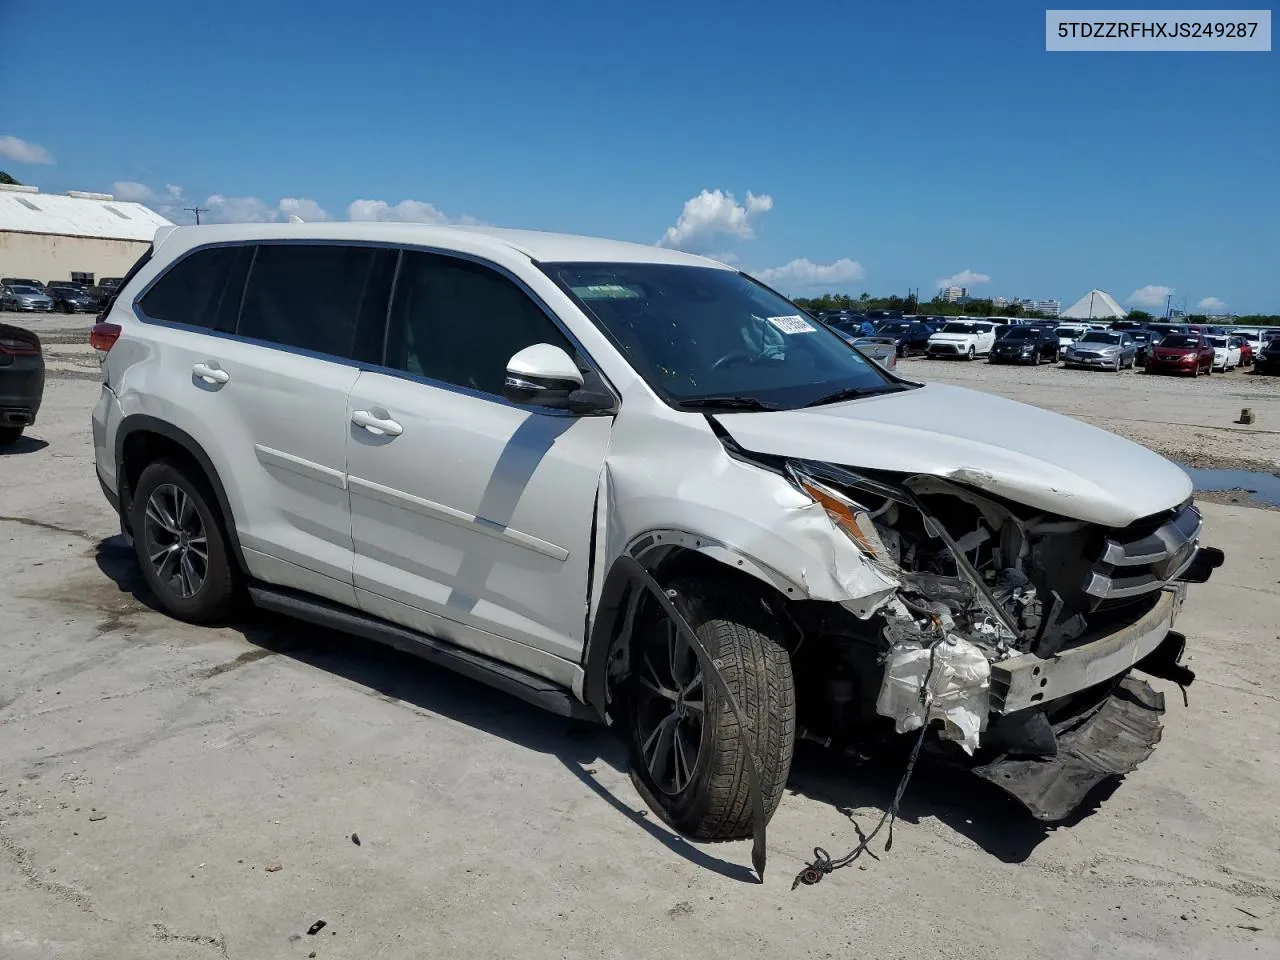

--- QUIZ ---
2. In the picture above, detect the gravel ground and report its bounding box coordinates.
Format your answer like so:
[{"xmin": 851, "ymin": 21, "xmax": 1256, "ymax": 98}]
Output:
[{"xmin": 3, "ymin": 313, "xmax": 1279, "ymax": 958}]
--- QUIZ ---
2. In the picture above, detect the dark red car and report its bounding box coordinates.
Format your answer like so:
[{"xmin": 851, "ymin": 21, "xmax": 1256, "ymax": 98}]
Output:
[{"xmin": 1145, "ymin": 333, "xmax": 1214, "ymax": 376}]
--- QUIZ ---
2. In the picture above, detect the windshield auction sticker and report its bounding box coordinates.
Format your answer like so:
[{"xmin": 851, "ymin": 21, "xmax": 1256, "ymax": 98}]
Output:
[
  {"xmin": 1046, "ymin": 10, "xmax": 1271, "ymax": 50},
  {"xmin": 766, "ymin": 315, "xmax": 818, "ymax": 334}
]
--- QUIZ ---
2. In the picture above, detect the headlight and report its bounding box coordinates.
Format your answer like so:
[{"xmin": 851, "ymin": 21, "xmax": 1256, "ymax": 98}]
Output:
[{"xmin": 786, "ymin": 462, "xmax": 891, "ymax": 562}]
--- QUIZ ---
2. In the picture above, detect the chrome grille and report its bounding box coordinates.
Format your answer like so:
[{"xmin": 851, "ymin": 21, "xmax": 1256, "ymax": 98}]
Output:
[{"xmin": 1083, "ymin": 503, "xmax": 1201, "ymax": 601}]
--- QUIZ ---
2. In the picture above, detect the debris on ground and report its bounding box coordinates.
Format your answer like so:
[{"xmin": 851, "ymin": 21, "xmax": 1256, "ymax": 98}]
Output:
[
  {"xmin": 350, "ymin": 832, "xmax": 360, "ymax": 846},
  {"xmin": 307, "ymin": 920, "xmax": 327, "ymax": 936},
  {"xmin": 88, "ymin": 814, "xmax": 106, "ymax": 822},
  {"xmin": 265, "ymin": 861, "xmax": 282, "ymax": 872}
]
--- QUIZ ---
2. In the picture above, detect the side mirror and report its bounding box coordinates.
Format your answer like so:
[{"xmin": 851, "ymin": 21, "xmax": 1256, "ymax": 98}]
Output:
[{"xmin": 504, "ymin": 344, "xmax": 614, "ymax": 414}]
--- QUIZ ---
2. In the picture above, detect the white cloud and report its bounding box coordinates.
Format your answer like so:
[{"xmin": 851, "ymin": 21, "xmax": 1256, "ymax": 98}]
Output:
[
  {"xmin": 755, "ymin": 257, "xmax": 866, "ymax": 290},
  {"xmin": 346, "ymin": 198, "xmax": 449, "ymax": 223},
  {"xmin": 165, "ymin": 184, "xmax": 184, "ymax": 199},
  {"xmin": 708, "ymin": 250, "xmax": 740, "ymax": 264},
  {"xmin": 278, "ymin": 197, "xmax": 329, "ymax": 221},
  {"xmin": 935, "ymin": 269, "xmax": 991, "ymax": 290},
  {"xmin": 203, "ymin": 194, "xmax": 279, "ymax": 223},
  {"xmin": 0, "ymin": 135, "xmax": 54, "ymax": 165},
  {"xmin": 658, "ymin": 189, "xmax": 773, "ymax": 251},
  {"xmin": 112, "ymin": 180, "xmax": 152, "ymax": 202},
  {"xmin": 1197, "ymin": 296, "xmax": 1226, "ymax": 312},
  {"xmin": 1128, "ymin": 284, "xmax": 1174, "ymax": 307}
]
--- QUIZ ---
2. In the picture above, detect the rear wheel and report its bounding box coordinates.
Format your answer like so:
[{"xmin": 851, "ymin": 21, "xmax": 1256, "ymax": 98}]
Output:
[
  {"xmin": 627, "ymin": 578, "xmax": 795, "ymax": 842},
  {"xmin": 0, "ymin": 425, "xmax": 23, "ymax": 446},
  {"xmin": 130, "ymin": 460, "xmax": 238, "ymax": 623}
]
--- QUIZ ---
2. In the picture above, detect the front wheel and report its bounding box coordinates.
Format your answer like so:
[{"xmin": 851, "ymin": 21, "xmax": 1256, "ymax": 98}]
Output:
[
  {"xmin": 627, "ymin": 578, "xmax": 795, "ymax": 842},
  {"xmin": 966, "ymin": 346, "xmax": 976, "ymax": 361}
]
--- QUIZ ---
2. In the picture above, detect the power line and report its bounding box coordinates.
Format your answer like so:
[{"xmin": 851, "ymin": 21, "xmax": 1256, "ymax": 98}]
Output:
[{"xmin": 183, "ymin": 205, "xmax": 208, "ymax": 225}]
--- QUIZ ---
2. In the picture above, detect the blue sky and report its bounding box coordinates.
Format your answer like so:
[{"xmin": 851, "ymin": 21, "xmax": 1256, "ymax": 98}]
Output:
[{"xmin": 2, "ymin": 1, "xmax": 1276, "ymax": 311}]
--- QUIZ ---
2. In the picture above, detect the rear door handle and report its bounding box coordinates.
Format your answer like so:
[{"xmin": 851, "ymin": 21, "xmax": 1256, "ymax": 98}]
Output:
[
  {"xmin": 192, "ymin": 362, "xmax": 230, "ymax": 385},
  {"xmin": 351, "ymin": 409, "xmax": 403, "ymax": 437}
]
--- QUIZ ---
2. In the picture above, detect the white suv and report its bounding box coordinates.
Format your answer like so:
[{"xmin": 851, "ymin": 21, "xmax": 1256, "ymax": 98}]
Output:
[{"xmin": 91, "ymin": 223, "xmax": 1221, "ymax": 841}]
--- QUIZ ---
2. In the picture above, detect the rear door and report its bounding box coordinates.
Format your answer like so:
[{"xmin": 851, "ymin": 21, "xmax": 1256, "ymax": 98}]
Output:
[
  {"xmin": 345, "ymin": 250, "xmax": 614, "ymax": 676},
  {"xmin": 135, "ymin": 242, "xmax": 393, "ymax": 606}
]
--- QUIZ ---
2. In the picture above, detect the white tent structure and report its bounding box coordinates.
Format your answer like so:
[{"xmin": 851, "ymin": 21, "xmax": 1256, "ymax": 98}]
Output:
[{"xmin": 1060, "ymin": 288, "xmax": 1128, "ymax": 320}]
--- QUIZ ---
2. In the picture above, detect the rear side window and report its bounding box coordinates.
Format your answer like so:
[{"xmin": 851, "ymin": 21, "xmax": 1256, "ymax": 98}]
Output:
[
  {"xmin": 137, "ymin": 246, "xmax": 248, "ymax": 331},
  {"xmin": 237, "ymin": 244, "xmax": 391, "ymax": 360},
  {"xmin": 384, "ymin": 251, "xmax": 575, "ymax": 396}
]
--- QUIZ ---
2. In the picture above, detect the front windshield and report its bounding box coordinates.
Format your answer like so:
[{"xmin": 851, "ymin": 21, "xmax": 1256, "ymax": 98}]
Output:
[
  {"xmin": 940, "ymin": 322, "xmax": 975, "ymax": 333},
  {"xmin": 878, "ymin": 322, "xmax": 910, "ymax": 333},
  {"xmin": 1079, "ymin": 332, "xmax": 1121, "ymax": 344},
  {"xmin": 544, "ymin": 262, "xmax": 903, "ymax": 409},
  {"xmin": 1000, "ymin": 327, "xmax": 1037, "ymax": 340},
  {"xmin": 1206, "ymin": 336, "xmax": 1227, "ymax": 347},
  {"xmin": 8, "ymin": 285, "xmax": 39, "ymax": 295},
  {"xmin": 1161, "ymin": 335, "xmax": 1198, "ymax": 348},
  {"xmin": 1055, "ymin": 327, "xmax": 1081, "ymax": 337}
]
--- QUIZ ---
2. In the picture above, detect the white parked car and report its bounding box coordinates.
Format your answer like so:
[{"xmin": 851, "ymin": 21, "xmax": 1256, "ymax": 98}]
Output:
[
  {"xmin": 1204, "ymin": 335, "xmax": 1241, "ymax": 371},
  {"xmin": 89, "ymin": 222, "xmax": 1221, "ymax": 839},
  {"xmin": 1054, "ymin": 323, "xmax": 1088, "ymax": 351},
  {"xmin": 1228, "ymin": 329, "xmax": 1264, "ymax": 364},
  {"xmin": 925, "ymin": 320, "xmax": 997, "ymax": 359}
]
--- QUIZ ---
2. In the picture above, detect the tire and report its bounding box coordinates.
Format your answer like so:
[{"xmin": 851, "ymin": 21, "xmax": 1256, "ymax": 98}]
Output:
[
  {"xmin": 130, "ymin": 459, "xmax": 238, "ymax": 623},
  {"xmin": 0, "ymin": 425, "xmax": 22, "ymax": 446},
  {"xmin": 966, "ymin": 346, "xmax": 976, "ymax": 361},
  {"xmin": 1113, "ymin": 356, "xmax": 1122, "ymax": 372},
  {"xmin": 627, "ymin": 577, "xmax": 795, "ymax": 842}
]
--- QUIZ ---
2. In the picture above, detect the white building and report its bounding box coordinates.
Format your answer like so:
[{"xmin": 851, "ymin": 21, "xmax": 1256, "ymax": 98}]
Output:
[
  {"xmin": 0, "ymin": 184, "xmax": 173, "ymax": 286},
  {"xmin": 1035, "ymin": 298, "xmax": 1061, "ymax": 317},
  {"xmin": 942, "ymin": 285, "xmax": 966, "ymax": 303}
]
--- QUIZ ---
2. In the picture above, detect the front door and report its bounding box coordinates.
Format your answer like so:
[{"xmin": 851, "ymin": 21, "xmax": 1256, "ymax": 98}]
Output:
[{"xmin": 346, "ymin": 251, "xmax": 614, "ymax": 677}]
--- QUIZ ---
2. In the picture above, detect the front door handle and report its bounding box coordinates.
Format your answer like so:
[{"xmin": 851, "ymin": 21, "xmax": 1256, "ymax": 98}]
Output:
[
  {"xmin": 351, "ymin": 409, "xmax": 403, "ymax": 437},
  {"xmin": 192, "ymin": 362, "xmax": 230, "ymax": 385}
]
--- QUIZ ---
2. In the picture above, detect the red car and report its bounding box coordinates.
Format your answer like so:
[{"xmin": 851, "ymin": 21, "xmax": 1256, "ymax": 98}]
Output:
[
  {"xmin": 1237, "ymin": 339, "xmax": 1254, "ymax": 367},
  {"xmin": 1145, "ymin": 333, "xmax": 1215, "ymax": 376}
]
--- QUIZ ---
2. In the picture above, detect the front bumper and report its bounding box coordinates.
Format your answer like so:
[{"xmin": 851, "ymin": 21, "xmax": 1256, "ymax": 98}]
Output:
[
  {"xmin": 990, "ymin": 584, "xmax": 1183, "ymax": 714},
  {"xmin": 1063, "ymin": 353, "xmax": 1119, "ymax": 367},
  {"xmin": 7, "ymin": 302, "xmax": 54, "ymax": 312}
]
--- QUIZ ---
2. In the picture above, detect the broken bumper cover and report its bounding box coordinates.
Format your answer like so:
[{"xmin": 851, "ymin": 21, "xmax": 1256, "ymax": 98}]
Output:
[
  {"xmin": 989, "ymin": 584, "xmax": 1184, "ymax": 715},
  {"xmin": 973, "ymin": 674, "xmax": 1165, "ymax": 821}
]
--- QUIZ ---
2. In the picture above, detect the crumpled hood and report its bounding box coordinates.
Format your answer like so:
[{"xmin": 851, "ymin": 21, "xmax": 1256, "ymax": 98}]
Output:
[{"xmin": 713, "ymin": 383, "xmax": 1192, "ymax": 527}]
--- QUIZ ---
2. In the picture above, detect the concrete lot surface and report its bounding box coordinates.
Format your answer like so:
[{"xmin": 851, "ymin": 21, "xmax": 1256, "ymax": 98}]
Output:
[{"xmin": 2, "ymin": 315, "xmax": 1279, "ymax": 958}]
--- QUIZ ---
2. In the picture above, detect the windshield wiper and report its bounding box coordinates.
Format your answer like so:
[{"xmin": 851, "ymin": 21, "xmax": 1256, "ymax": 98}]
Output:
[
  {"xmin": 803, "ymin": 386, "xmax": 890, "ymax": 407},
  {"xmin": 676, "ymin": 396, "xmax": 781, "ymax": 411}
]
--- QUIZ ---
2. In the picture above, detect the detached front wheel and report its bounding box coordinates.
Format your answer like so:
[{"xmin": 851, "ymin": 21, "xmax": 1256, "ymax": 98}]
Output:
[{"xmin": 627, "ymin": 578, "xmax": 795, "ymax": 842}]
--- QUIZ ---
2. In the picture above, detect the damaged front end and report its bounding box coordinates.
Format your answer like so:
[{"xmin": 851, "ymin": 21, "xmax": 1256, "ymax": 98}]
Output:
[{"xmin": 782, "ymin": 459, "xmax": 1223, "ymax": 821}]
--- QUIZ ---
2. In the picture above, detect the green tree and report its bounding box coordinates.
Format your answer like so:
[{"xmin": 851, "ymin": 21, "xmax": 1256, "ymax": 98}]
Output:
[
  {"xmin": 1128, "ymin": 309, "xmax": 1154, "ymax": 320},
  {"xmin": 0, "ymin": 171, "xmax": 21, "ymax": 185}
]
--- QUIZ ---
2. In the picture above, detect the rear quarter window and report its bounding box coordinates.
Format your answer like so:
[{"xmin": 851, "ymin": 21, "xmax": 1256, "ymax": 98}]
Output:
[{"xmin": 137, "ymin": 246, "xmax": 250, "ymax": 331}]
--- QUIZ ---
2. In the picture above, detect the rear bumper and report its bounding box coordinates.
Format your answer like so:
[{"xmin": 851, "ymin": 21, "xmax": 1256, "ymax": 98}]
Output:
[{"xmin": 0, "ymin": 363, "xmax": 45, "ymax": 423}]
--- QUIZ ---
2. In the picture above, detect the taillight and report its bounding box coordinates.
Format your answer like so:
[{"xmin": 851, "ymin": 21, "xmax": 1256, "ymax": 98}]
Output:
[
  {"xmin": 0, "ymin": 328, "xmax": 40, "ymax": 356},
  {"xmin": 90, "ymin": 322, "xmax": 122, "ymax": 353}
]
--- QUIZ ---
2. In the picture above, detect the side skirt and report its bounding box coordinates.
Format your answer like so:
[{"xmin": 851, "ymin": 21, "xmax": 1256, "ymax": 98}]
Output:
[{"xmin": 247, "ymin": 582, "xmax": 599, "ymax": 722}]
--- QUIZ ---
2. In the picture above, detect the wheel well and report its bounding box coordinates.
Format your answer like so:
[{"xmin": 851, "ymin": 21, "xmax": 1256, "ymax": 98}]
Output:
[
  {"xmin": 582, "ymin": 546, "xmax": 796, "ymax": 721},
  {"xmin": 116, "ymin": 421, "xmax": 248, "ymax": 575}
]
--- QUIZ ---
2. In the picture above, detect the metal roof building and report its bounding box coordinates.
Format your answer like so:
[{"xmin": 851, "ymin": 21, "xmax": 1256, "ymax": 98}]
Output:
[{"xmin": 0, "ymin": 184, "xmax": 172, "ymax": 289}]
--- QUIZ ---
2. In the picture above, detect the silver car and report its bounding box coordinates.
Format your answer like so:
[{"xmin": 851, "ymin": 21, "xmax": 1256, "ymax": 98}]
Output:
[
  {"xmin": 1062, "ymin": 330, "xmax": 1137, "ymax": 371},
  {"xmin": 1, "ymin": 284, "xmax": 55, "ymax": 313}
]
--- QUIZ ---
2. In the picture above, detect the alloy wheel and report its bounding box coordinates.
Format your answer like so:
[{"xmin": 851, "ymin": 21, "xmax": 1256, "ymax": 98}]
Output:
[
  {"xmin": 634, "ymin": 619, "xmax": 705, "ymax": 796},
  {"xmin": 142, "ymin": 483, "xmax": 209, "ymax": 599}
]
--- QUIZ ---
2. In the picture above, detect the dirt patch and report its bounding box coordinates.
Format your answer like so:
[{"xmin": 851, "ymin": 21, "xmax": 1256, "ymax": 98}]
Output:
[
  {"xmin": 1192, "ymin": 488, "xmax": 1280, "ymax": 511},
  {"xmin": 25, "ymin": 571, "xmax": 149, "ymax": 636}
]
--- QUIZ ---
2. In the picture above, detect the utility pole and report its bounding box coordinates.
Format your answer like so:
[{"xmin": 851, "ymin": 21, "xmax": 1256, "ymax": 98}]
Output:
[
  {"xmin": 183, "ymin": 205, "xmax": 208, "ymax": 225},
  {"xmin": 1165, "ymin": 293, "xmax": 1172, "ymax": 319}
]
